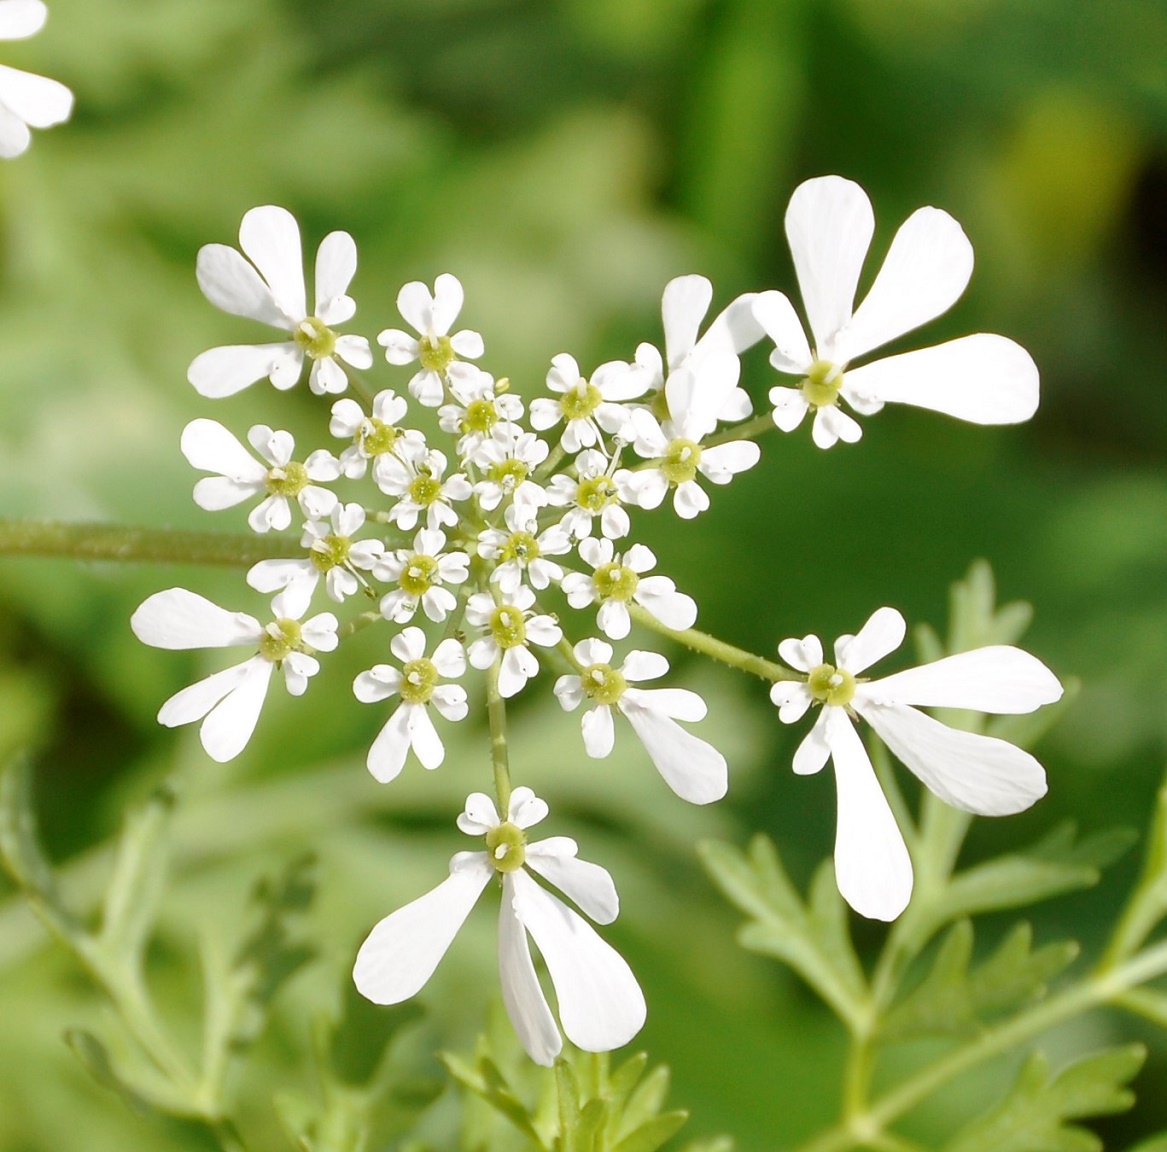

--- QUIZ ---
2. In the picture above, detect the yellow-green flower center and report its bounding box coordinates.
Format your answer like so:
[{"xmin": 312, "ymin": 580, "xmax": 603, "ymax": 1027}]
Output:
[
  {"xmin": 488, "ymin": 458, "xmax": 529, "ymax": 494},
  {"xmin": 409, "ymin": 473, "xmax": 443, "ymax": 506},
  {"xmin": 418, "ymin": 335, "xmax": 455, "ymax": 374},
  {"xmin": 581, "ymin": 662, "xmax": 627, "ymax": 706},
  {"xmin": 462, "ymin": 398, "xmax": 499, "ymax": 435},
  {"xmin": 593, "ymin": 562, "xmax": 639, "ymax": 602},
  {"xmin": 265, "ymin": 461, "xmax": 309, "ymax": 497},
  {"xmin": 489, "ymin": 605, "xmax": 527, "ymax": 650},
  {"xmin": 659, "ymin": 439, "xmax": 702, "ymax": 486},
  {"xmin": 500, "ymin": 531, "xmax": 540, "ymax": 566},
  {"xmin": 560, "ymin": 379, "xmax": 603, "ymax": 422},
  {"xmin": 399, "ymin": 554, "xmax": 439, "ymax": 597},
  {"xmin": 310, "ymin": 534, "xmax": 351, "ymax": 572},
  {"xmin": 399, "ymin": 657, "xmax": 439, "ymax": 705},
  {"xmin": 807, "ymin": 663, "xmax": 856, "ymax": 707},
  {"xmin": 293, "ymin": 316, "xmax": 337, "ymax": 360},
  {"xmin": 576, "ymin": 475, "xmax": 618, "ymax": 513},
  {"xmin": 259, "ymin": 618, "xmax": 303, "ymax": 663},
  {"xmin": 802, "ymin": 359, "xmax": 844, "ymax": 408},
  {"xmin": 485, "ymin": 821, "xmax": 526, "ymax": 873},
  {"xmin": 360, "ymin": 418, "xmax": 399, "ymax": 456}
]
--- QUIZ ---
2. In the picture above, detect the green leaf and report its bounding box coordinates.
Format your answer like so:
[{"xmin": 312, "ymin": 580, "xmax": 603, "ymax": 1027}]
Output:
[
  {"xmin": 441, "ymin": 1050, "xmax": 545, "ymax": 1148},
  {"xmin": 1106, "ymin": 774, "xmax": 1167, "ymax": 961},
  {"xmin": 1127, "ymin": 1137, "xmax": 1167, "ymax": 1152},
  {"xmin": 64, "ymin": 1028, "xmax": 190, "ymax": 1118},
  {"xmin": 881, "ymin": 921, "xmax": 1078, "ymax": 1042},
  {"xmin": 680, "ymin": 1140, "xmax": 734, "ymax": 1152},
  {"xmin": 619, "ymin": 1063, "xmax": 671, "ymax": 1136},
  {"xmin": 944, "ymin": 1045, "xmax": 1146, "ymax": 1152},
  {"xmin": 612, "ymin": 1112, "xmax": 689, "ymax": 1152},
  {"xmin": 700, "ymin": 835, "xmax": 866, "ymax": 1027}
]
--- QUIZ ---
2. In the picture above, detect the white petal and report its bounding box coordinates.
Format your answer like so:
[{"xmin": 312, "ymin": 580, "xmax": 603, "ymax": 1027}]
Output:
[
  {"xmin": 785, "ymin": 176, "xmax": 874, "ymax": 356},
  {"xmin": 699, "ymin": 441, "xmax": 760, "ymax": 479},
  {"xmin": 353, "ymin": 666, "xmax": 400, "ymax": 704},
  {"xmin": 247, "ymin": 558, "xmax": 312, "ymax": 595},
  {"xmin": 770, "ymin": 387, "xmax": 809, "ymax": 432},
  {"xmin": 581, "ymin": 705, "xmax": 615, "ymax": 758},
  {"xmin": 334, "ymin": 333, "xmax": 374, "ymax": 369},
  {"xmin": 525, "ymin": 845, "xmax": 620, "ymax": 924},
  {"xmin": 573, "ymin": 638, "xmax": 612, "ymax": 666},
  {"xmin": 812, "ymin": 405, "xmax": 861, "ymax": 449},
  {"xmin": 697, "ymin": 291, "xmax": 767, "ymax": 361},
  {"xmin": 239, "ymin": 205, "xmax": 306, "ymax": 321},
  {"xmin": 842, "ymin": 335, "xmax": 1040, "ymax": 426},
  {"xmin": 620, "ymin": 650, "xmax": 668, "ymax": 683},
  {"xmin": 366, "ymin": 702, "xmax": 413, "ymax": 782},
  {"xmin": 835, "ymin": 606, "xmax": 905, "ymax": 674},
  {"xmin": 0, "ymin": 102, "xmax": 28, "ymax": 156},
  {"xmin": 554, "ymin": 675, "xmax": 584, "ymax": 711},
  {"xmin": 378, "ymin": 328, "xmax": 420, "ymax": 364},
  {"xmin": 661, "ymin": 274, "xmax": 712, "ymax": 369},
  {"xmin": 187, "ymin": 343, "xmax": 299, "ymax": 398},
  {"xmin": 458, "ymin": 793, "xmax": 500, "ymax": 835},
  {"xmin": 510, "ymin": 870, "xmax": 645, "ymax": 1053},
  {"xmin": 498, "ymin": 878, "xmax": 561, "ymax": 1066},
  {"xmin": 498, "ymin": 647, "xmax": 537, "ymax": 697},
  {"xmin": 432, "ymin": 638, "xmax": 467, "ymax": 678},
  {"xmin": 793, "ymin": 711, "xmax": 831, "ymax": 775},
  {"xmin": 634, "ymin": 580, "xmax": 697, "ymax": 631},
  {"xmin": 352, "ymin": 859, "xmax": 492, "ymax": 1004},
  {"xmin": 825, "ymin": 708, "xmax": 913, "ymax": 921},
  {"xmin": 635, "ymin": 686, "xmax": 706, "ymax": 722},
  {"xmin": 672, "ymin": 480, "xmax": 709, "ymax": 519},
  {"xmin": 597, "ymin": 599, "xmax": 631, "ymax": 640},
  {"xmin": 181, "ymin": 419, "xmax": 267, "ymax": 482},
  {"xmin": 431, "ymin": 274, "xmax": 465, "ymax": 336},
  {"xmin": 778, "ymin": 634, "xmax": 823, "ymax": 672},
  {"xmin": 391, "ymin": 626, "xmax": 427, "ymax": 664},
  {"xmin": 770, "ymin": 681, "xmax": 813, "ymax": 724},
  {"xmin": 314, "ymin": 230, "xmax": 357, "ymax": 313},
  {"xmin": 132, "ymin": 588, "xmax": 261, "ymax": 649},
  {"xmin": 198, "ymin": 656, "xmax": 274, "ymax": 762},
  {"xmin": 752, "ymin": 290, "xmax": 812, "ymax": 374},
  {"xmin": 396, "ymin": 281, "xmax": 435, "ymax": 335},
  {"xmin": 450, "ymin": 328, "xmax": 484, "ymax": 358},
  {"xmin": 620, "ymin": 692, "xmax": 727, "ymax": 804},
  {"xmin": 158, "ymin": 661, "xmax": 251, "ymax": 727},
  {"xmin": 859, "ymin": 701, "xmax": 1048, "ymax": 815},
  {"xmin": 861, "ymin": 647, "xmax": 1062, "ymax": 713},
  {"xmin": 0, "ymin": 63, "xmax": 71, "ymax": 128},
  {"xmin": 0, "ymin": 3, "xmax": 48, "ymax": 40},
  {"xmin": 509, "ymin": 787, "xmax": 549, "ymax": 829},
  {"xmin": 525, "ymin": 616, "xmax": 562, "ymax": 647},
  {"xmin": 837, "ymin": 207, "xmax": 973, "ymax": 364}
]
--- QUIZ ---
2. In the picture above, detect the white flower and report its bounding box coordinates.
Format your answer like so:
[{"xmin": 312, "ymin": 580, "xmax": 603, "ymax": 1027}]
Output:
[
  {"xmin": 375, "ymin": 443, "xmax": 472, "ymax": 532},
  {"xmin": 329, "ymin": 389, "xmax": 424, "ymax": 482},
  {"xmin": 353, "ymin": 628, "xmax": 468, "ymax": 782},
  {"xmin": 554, "ymin": 640, "xmax": 726, "ymax": 805},
  {"xmin": 188, "ymin": 205, "xmax": 374, "ymax": 398},
  {"xmin": 353, "ymin": 788, "xmax": 645, "ymax": 1066},
  {"xmin": 770, "ymin": 606, "xmax": 1063, "ymax": 921},
  {"xmin": 631, "ymin": 274, "xmax": 763, "ymax": 424},
  {"xmin": 561, "ymin": 539, "xmax": 695, "ymax": 641},
  {"xmin": 477, "ymin": 504, "xmax": 571, "ymax": 595},
  {"xmin": 622, "ymin": 351, "xmax": 760, "ymax": 519},
  {"xmin": 754, "ymin": 175, "xmax": 1040, "ymax": 449},
  {"xmin": 377, "ymin": 274, "xmax": 484, "ymax": 407},
  {"xmin": 130, "ymin": 587, "xmax": 338, "ymax": 762},
  {"xmin": 471, "ymin": 424, "xmax": 550, "ymax": 512},
  {"xmin": 438, "ymin": 367, "xmax": 524, "ymax": 459},
  {"xmin": 529, "ymin": 354, "xmax": 647, "ymax": 453},
  {"xmin": 465, "ymin": 587, "xmax": 562, "ymax": 698},
  {"xmin": 374, "ymin": 528, "xmax": 470, "ymax": 624},
  {"xmin": 181, "ymin": 418, "xmax": 340, "ymax": 533},
  {"xmin": 0, "ymin": 1, "xmax": 72, "ymax": 158},
  {"xmin": 545, "ymin": 448, "xmax": 630, "ymax": 540},
  {"xmin": 247, "ymin": 503, "xmax": 383, "ymax": 608}
]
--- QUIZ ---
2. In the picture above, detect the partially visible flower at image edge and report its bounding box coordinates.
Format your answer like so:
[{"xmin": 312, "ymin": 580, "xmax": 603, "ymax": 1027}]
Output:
[{"xmin": 0, "ymin": 0, "xmax": 72, "ymax": 158}]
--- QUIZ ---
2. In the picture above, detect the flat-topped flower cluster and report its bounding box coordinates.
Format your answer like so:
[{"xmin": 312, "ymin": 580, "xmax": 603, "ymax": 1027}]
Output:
[{"xmin": 131, "ymin": 177, "xmax": 1061, "ymax": 1066}]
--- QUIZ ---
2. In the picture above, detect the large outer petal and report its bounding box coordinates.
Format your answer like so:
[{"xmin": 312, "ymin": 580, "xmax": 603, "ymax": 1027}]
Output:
[
  {"xmin": 836, "ymin": 207, "xmax": 973, "ymax": 364},
  {"xmin": 860, "ymin": 646, "xmax": 1062, "ymax": 714},
  {"xmin": 525, "ymin": 842, "xmax": 620, "ymax": 924},
  {"xmin": 858, "ymin": 701, "xmax": 1047, "ymax": 816},
  {"xmin": 753, "ymin": 290, "xmax": 813, "ymax": 375},
  {"xmin": 619, "ymin": 690, "xmax": 727, "ymax": 804},
  {"xmin": 157, "ymin": 660, "xmax": 252, "ymax": 727},
  {"xmin": 366, "ymin": 702, "xmax": 414, "ymax": 783},
  {"xmin": 194, "ymin": 244, "xmax": 287, "ymax": 328},
  {"xmin": 825, "ymin": 708, "xmax": 913, "ymax": 921},
  {"xmin": 197, "ymin": 656, "xmax": 274, "ymax": 762},
  {"xmin": 510, "ymin": 870, "xmax": 646, "ymax": 1054},
  {"xmin": 131, "ymin": 588, "xmax": 261, "ymax": 650},
  {"xmin": 661, "ymin": 274, "xmax": 712, "ymax": 368},
  {"xmin": 352, "ymin": 857, "xmax": 492, "ymax": 1004},
  {"xmin": 181, "ymin": 418, "xmax": 267, "ymax": 482},
  {"xmin": 238, "ymin": 206, "xmax": 306, "ymax": 321},
  {"xmin": 0, "ymin": 2, "xmax": 47, "ymax": 39},
  {"xmin": 0, "ymin": 101, "xmax": 28, "ymax": 156},
  {"xmin": 498, "ymin": 877, "xmax": 561, "ymax": 1066},
  {"xmin": 187, "ymin": 343, "xmax": 298, "ymax": 398},
  {"xmin": 314, "ymin": 230, "xmax": 357, "ymax": 313},
  {"xmin": 0, "ymin": 62, "xmax": 71, "ymax": 127},
  {"xmin": 842, "ymin": 335, "xmax": 1039, "ymax": 425},
  {"xmin": 785, "ymin": 176, "xmax": 874, "ymax": 356}
]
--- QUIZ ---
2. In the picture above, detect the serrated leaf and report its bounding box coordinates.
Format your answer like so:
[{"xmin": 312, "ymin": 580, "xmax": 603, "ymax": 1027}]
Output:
[
  {"xmin": 944, "ymin": 1045, "xmax": 1145, "ymax": 1152},
  {"xmin": 881, "ymin": 921, "xmax": 1078, "ymax": 1042},
  {"xmin": 64, "ymin": 1028, "xmax": 191, "ymax": 1118},
  {"xmin": 613, "ymin": 1112, "xmax": 689, "ymax": 1152},
  {"xmin": 946, "ymin": 561, "xmax": 1034, "ymax": 653},
  {"xmin": 700, "ymin": 836, "xmax": 866, "ymax": 1027},
  {"xmin": 441, "ymin": 1051, "xmax": 545, "ymax": 1148}
]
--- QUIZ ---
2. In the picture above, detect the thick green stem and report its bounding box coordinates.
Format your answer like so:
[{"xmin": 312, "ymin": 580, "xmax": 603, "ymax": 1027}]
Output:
[{"xmin": 485, "ymin": 659, "xmax": 512, "ymax": 816}]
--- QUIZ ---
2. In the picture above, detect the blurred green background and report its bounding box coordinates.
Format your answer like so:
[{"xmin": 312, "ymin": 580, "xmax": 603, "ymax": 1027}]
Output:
[{"xmin": 2, "ymin": 0, "xmax": 1167, "ymax": 1148}]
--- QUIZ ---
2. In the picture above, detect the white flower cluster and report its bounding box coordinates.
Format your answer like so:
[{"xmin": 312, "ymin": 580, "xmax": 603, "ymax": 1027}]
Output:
[{"xmin": 131, "ymin": 178, "xmax": 1061, "ymax": 1065}]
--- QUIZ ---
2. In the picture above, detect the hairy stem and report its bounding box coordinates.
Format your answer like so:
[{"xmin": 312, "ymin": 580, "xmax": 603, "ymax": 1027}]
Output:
[{"xmin": 485, "ymin": 659, "xmax": 512, "ymax": 816}]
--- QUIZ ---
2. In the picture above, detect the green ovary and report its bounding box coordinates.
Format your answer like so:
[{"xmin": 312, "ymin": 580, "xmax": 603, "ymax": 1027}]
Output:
[
  {"xmin": 660, "ymin": 439, "xmax": 702, "ymax": 486},
  {"xmin": 802, "ymin": 360, "xmax": 844, "ymax": 408},
  {"xmin": 265, "ymin": 461, "xmax": 308, "ymax": 497},
  {"xmin": 486, "ymin": 821, "xmax": 526, "ymax": 872},
  {"xmin": 807, "ymin": 663, "xmax": 856, "ymax": 707},
  {"xmin": 593, "ymin": 562, "xmax": 638, "ymax": 602},
  {"xmin": 576, "ymin": 475, "xmax": 617, "ymax": 513},
  {"xmin": 581, "ymin": 663, "xmax": 626, "ymax": 706},
  {"xmin": 399, "ymin": 554, "xmax": 439, "ymax": 597},
  {"xmin": 259, "ymin": 618, "xmax": 303, "ymax": 663},
  {"xmin": 310, "ymin": 534, "xmax": 351, "ymax": 572},
  {"xmin": 489, "ymin": 605, "xmax": 527, "ymax": 650},
  {"xmin": 409, "ymin": 474, "xmax": 442, "ymax": 506},
  {"xmin": 399, "ymin": 658, "xmax": 438, "ymax": 705},
  {"xmin": 500, "ymin": 532, "xmax": 539, "ymax": 565},
  {"xmin": 462, "ymin": 399, "xmax": 498, "ymax": 435},
  {"xmin": 361, "ymin": 419, "xmax": 398, "ymax": 456},
  {"xmin": 560, "ymin": 379, "xmax": 602, "ymax": 422},
  {"xmin": 418, "ymin": 335, "xmax": 455, "ymax": 374},
  {"xmin": 488, "ymin": 459, "xmax": 529, "ymax": 493},
  {"xmin": 293, "ymin": 317, "xmax": 337, "ymax": 360}
]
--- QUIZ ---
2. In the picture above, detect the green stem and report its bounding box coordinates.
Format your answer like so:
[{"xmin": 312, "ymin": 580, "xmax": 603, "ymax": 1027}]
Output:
[
  {"xmin": 625, "ymin": 602, "xmax": 798, "ymax": 681},
  {"xmin": 0, "ymin": 519, "xmax": 298, "ymax": 567},
  {"xmin": 703, "ymin": 411, "xmax": 775, "ymax": 449},
  {"xmin": 485, "ymin": 659, "xmax": 512, "ymax": 816}
]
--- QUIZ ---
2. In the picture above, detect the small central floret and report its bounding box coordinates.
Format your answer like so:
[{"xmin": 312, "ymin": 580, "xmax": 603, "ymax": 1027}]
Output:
[
  {"xmin": 310, "ymin": 534, "xmax": 351, "ymax": 572},
  {"xmin": 581, "ymin": 662, "xmax": 627, "ymax": 706},
  {"xmin": 409, "ymin": 470, "xmax": 442, "ymax": 506},
  {"xmin": 265, "ymin": 461, "xmax": 308, "ymax": 497},
  {"xmin": 418, "ymin": 335, "xmax": 455, "ymax": 374},
  {"xmin": 660, "ymin": 439, "xmax": 702, "ymax": 485},
  {"xmin": 293, "ymin": 316, "xmax": 337, "ymax": 360},
  {"xmin": 489, "ymin": 605, "xmax": 527, "ymax": 649},
  {"xmin": 259, "ymin": 617, "xmax": 303, "ymax": 663},
  {"xmin": 802, "ymin": 360, "xmax": 844, "ymax": 408},
  {"xmin": 576, "ymin": 475, "xmax": 618, "ymax": 513},
  {"xmin": 500, "ymin": 531, "xmax": 540, "ymax": 565},
  {"xmin": 462, "ymin": 398, "xmax": 499, "ymax": 435},
  {"xmin": 399, "ymin": 555, "xmax": 439, "ymax": 597},
  {"xmin": 360, "ymin": 418, "xmax": 399, "ymax": 456},
  {"xmin": 593, "ymin": 562, "xmax": 639, "ymax": 602},
  {"xmin": 560, "ymin": 378, "xmax": 602, "ymax": 422},
  {"xmin": 488, "ymin": 458, "xmax": 529, "ymax": 493},
  {"xmin": 807, "ymin": 663, "xmax": 856, "ymax": 707},
  {"xmin": 485, "ymin": 820, "xmax": 526, "ymax": 873},
  {"xmin": 399, "ymin": 657, "xmax": 439, "ymax": 705}
]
